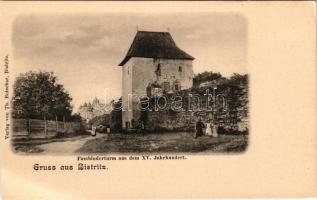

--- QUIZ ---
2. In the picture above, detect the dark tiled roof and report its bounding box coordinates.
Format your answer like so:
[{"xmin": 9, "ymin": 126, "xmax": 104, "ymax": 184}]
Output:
[{"xmin": 119, "ymin": 31, "xmax": 194, "ymax": 66}]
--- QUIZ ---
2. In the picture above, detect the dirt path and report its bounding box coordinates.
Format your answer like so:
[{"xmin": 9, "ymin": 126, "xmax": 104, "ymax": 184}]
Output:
[{"xmin": 38, "ymin": 134, "xmax": 104, "ymax": 155}]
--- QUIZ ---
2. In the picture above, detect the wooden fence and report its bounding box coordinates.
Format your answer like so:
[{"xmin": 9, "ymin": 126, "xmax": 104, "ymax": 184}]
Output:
[{"xmin": 12, "ymin": 118, "xmax": 83, "ymax": 139}]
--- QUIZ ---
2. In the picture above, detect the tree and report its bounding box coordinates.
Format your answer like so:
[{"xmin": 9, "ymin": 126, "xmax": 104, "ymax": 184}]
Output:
[
  {"xmin": 228, "ymin": 73, "xmax": 248, "ymax": 86},
  {"xmin": 193, "ymin": 71, "xmax": 222, "ymax": 87},
  {"xmin": 70, "ymin": 113, "xmax": 83, "ymax": 122},
  {"xmin": 12, "ymin": 71, "xmax": 73, "ymax": 120},
  {"xmin": 78, "ymin": 102, "xmax": 94, "ymax": 121},
  {"xmin": 223, "ymin": 73, "xmax": 249, "ymax": 127}
]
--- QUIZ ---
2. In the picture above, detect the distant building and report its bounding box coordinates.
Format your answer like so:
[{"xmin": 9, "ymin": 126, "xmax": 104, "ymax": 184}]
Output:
[
  {"xmin": 78, "ymin": 97, "xmax": 111, "ymax": 122},
  {"xmin": 119, "ymin": 31, "xmax": 194, "ymax": 129}
]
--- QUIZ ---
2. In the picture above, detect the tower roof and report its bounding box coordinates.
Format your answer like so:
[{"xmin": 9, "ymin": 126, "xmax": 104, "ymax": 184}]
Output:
[{"xmin": 119, "ymin": 31, "xmax": 194, "ymax": 66}]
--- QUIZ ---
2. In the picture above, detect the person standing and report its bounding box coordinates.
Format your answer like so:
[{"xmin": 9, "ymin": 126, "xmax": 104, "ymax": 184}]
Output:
[
  {"xmin": 205, "ymin": 120, "xmax": 212, "ymax": 136},
  {"xmin": 91, "ymin": 126, "xmax": 97, "ymax": 137},
  {"xmin": 195, "ymin": 118, "xmax": 205, "ymax": 138},
  {"xmin": 138, "ymin": 120, "xmax": 145, "ymax": 134},
  {"xmin": 212, "ymin": 125, "xmax": 218, "ymax": 137}
]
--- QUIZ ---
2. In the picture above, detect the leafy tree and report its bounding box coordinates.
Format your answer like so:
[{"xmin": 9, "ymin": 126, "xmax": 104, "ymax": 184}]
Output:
[
  {"xmin": 89, "ymin": 114, "xmax": 111, "ymax": 128},
  {"xmin": 223, "ymin": 73, "xmax": 249, "ymax": 126},
  {"xmin": 78, "ymin": 102, "xmax": 94, "ymax": 121},
  {"xmin": 193, "ymin": 71, "xmax": 222, "ymax": 87},
  {"xmin": 12, "ymin": 71, "xmax": 72, "ymax": 120},
  {"xmin": 70, "ymin": 113, "xmax": 83, "ymax": 122},
  {"xmin": 228, "ymin": 73, "xmax": 248, "ymax": 86}
]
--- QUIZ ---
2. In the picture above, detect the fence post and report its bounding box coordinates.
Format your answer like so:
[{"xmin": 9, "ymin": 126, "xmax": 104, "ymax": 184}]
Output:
[
  {"xmin": 63, "ymin": 116, "xmax": 66, "ymax": 133},
  {"xmin": 28, "ymin": 119, "xmax": 31, "ymax": 138},
  {"xmin": 56, "ymin": 115, "xmax": 58, "ymax": 132},
  {"xmin": 44, "ymin": 116, "xmax": 47, "ymax": 138}
]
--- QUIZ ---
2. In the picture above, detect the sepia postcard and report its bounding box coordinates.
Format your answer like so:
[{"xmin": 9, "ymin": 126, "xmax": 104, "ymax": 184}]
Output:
[{"xmin": 0, "ymin": 1, "xmax": 316, "ymax": 199}]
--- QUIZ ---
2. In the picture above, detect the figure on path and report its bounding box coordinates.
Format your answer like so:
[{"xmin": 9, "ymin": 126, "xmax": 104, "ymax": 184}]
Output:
[
  {"xmin": 205, "ymin": 120, "xmax": 212, "ymax": 137},
  {"xmin": 195, "ymin": 118, "xmax": 205, "ymax": 138}
]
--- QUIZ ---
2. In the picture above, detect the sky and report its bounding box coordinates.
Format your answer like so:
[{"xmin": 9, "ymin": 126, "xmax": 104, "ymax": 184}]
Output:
[{"xmin": 13, "ymin": 13, "xmax": 247, "ymax": 112}]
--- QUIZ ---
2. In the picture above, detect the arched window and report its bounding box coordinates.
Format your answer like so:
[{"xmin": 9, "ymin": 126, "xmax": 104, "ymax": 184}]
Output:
[
  {"xmin": 163, "ymin": 82, "xmax": 170, "ymax": 92},
  {"xmin": 146, "ymin": 85, "xmax": 152, "ymax": 97},
  {"xmin": 178, "ymin": 66, "xmax": 182, "ymax": 72},
  {"xmin": 173, "ymin": 80, "xmax": 181, "ymax": 91}
]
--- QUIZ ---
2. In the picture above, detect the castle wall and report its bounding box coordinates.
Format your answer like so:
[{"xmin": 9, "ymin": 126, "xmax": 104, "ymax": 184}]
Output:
[{"xmin": 145, "ymin": 88, "xmax": 249, "ymax": 133}]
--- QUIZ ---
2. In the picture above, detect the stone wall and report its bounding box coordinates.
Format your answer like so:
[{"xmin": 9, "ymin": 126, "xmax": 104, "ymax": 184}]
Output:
[{"xmin": 144, "ymin": 81, "xmax": 249, "ymax": 133}]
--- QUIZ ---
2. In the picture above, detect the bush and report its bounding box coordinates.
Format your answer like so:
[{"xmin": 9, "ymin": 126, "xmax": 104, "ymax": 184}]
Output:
[
  {"xmin": 217, "ymin": 126, "xmax": 244, "ymax": 135},
  {"xmin": 89, "ymin": 114, "xmax": 110, "ymax": 128}
]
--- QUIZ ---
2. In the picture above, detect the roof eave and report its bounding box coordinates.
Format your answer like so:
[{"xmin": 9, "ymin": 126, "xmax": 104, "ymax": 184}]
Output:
[
  {"xmin": 118, "ymin": 56, "xmax": 194, "ymax": 67},
  {"xmin": 118, "ymin": 57, "xmax": 131, "ymax": 66}
]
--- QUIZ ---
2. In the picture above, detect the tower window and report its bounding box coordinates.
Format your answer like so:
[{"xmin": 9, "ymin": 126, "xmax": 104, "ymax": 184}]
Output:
[
  {"xmin": 178, "ymin": 66, "xmax": 182, "ymax": 72},
  {"xmin": 173, "ymin": 81, "xmax": 181, "ymax": 91},
  {"xmin": 163, "ymin": 82, "xmax": 170, "ymax": 92}
]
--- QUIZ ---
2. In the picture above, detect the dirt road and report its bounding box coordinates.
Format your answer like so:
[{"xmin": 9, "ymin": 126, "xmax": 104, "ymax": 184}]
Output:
[{"xmin": 38, "ymin": 134, "xmax": 104, "ymax": 155}]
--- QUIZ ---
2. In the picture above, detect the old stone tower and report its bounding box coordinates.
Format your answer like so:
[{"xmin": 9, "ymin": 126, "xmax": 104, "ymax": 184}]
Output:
[{"xmin": 119, "ymin": 30, "xmax": 194, "ymax": 129}]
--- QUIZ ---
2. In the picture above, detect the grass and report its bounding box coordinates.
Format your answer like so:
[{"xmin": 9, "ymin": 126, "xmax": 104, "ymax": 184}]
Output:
[
  {"xmin": 76, "ymin": 132, "xmax": 248, "ymax": 154},
  {"xmin": 12, "ymin": 144, "xmax": 45, "ymax": 153}
]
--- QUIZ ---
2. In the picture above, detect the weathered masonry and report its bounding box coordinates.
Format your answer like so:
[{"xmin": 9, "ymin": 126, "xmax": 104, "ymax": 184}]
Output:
[{"xmin": 119, "ymin": 31, "xmax": 194, "ymax": 129}]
